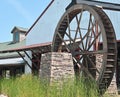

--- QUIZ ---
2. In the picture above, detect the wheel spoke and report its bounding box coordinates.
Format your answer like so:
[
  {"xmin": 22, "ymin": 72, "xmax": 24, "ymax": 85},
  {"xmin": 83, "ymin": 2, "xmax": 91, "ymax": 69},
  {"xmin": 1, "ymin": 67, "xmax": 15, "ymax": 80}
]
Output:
[
  {"xmin": 85, "ymin": 14, "xmax": 92, "ymax": 50},
  {"xmin": 88, "ymin": 19, "xmax": 96, "ymax": 47},
  {"xmin": 73, "ymin": 57, "xmax": 94, "ymax": 79},
  {"xmin": 88, "ymin": 31, "xmax": 93, "ymax": 48},
  {"xmin": 77, "ymin": 22, "xmax": 96, "ymax": 49},
  {"xmin": 74, "ymin": 9, "xmax": 83, "ymax": 42},
  {"xmin": 87, "ymin": 31, "xmax": 101, "ymax": 50},
  {"xmin": 57, "ymin": 32, "xmax": 70, "ymax": 52},
  {"xmin": 86, "ymin": 55, "xmax": 100, "ymax": 74},
  {"xmin": 65, "ymin": 32, "xmax": 83, "ymax": 51},
  {"xmin": 76, "ymin": 16, "xmax": 85, "ymax": 50}
]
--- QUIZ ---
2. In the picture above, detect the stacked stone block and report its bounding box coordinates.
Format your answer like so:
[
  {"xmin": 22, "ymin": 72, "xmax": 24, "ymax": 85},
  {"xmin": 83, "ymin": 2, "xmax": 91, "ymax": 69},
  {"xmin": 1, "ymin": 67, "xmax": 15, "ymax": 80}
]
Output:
[
  {"xmin": 96, "ymin": 54, "xmax": 118, "ymax": 96},
  {"xmin": 106, "ymin": 73, "xmax": 118, "ymax": 97},
  {"xmin": 39, "ymin": 52, "xmax": 75, "ymax": 83},
  {"xmin": 40, "ymin": 52, "xmax": 118, "ymax": 96}
]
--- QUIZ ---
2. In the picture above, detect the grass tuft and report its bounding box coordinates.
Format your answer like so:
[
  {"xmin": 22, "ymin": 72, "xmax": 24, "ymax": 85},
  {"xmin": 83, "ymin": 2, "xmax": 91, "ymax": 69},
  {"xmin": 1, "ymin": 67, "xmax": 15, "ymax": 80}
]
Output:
[{"xmin": 0, "ymin": 75, "xmax": 110, "ymax": 97}]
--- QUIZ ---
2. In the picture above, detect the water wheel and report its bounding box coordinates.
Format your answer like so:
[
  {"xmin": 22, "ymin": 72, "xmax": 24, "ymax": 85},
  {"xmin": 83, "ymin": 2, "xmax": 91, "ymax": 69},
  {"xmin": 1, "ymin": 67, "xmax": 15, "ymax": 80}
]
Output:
[{"xmin": 52, "ymin": 4, "xmax": 117, "ymax": 94}]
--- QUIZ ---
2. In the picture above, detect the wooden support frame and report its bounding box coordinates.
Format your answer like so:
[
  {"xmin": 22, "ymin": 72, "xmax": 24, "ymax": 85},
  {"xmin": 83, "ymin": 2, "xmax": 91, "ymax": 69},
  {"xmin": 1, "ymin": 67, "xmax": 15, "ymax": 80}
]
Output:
[
  {"xmin": 17, "ymin": 51, "xmax": 32, "ymax": 69},
  {"xmin": 68, "ymin": 0, "xmax": 120, "ymax": 11},
  {"xmin": 23, "ymin": 51, "xmax": 39, "ymax": 70}
]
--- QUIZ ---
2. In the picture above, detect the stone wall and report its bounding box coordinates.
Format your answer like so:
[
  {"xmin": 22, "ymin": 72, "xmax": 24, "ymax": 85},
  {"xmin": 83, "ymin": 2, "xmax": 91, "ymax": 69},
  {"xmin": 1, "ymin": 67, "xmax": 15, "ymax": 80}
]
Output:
[
  {"xmin": 96, "ymin": 54, "xmax": 118, "ymax": 96},
  {"xmin": 39, "ymin": 52, "xmax": 75, "ymax": 83},
  {"xmin": 40, "ymin": 52, "xmax": 118, "ymax": 96},
  {"xmin": 106, "ymin": 73, "xmax": 118, "ymax": 97}
]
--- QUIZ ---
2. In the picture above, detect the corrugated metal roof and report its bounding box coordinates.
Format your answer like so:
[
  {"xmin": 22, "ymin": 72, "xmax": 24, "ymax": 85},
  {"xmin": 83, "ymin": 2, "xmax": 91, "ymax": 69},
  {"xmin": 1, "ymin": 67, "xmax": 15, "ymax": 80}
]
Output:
[
  {"xmin": 0, "ymin": 58, "xmax": 24, "ymax": 65},
  {"xmin": 0, "ymin": 39, "xmax": 26, "ymax": 58},
  {"xmin": 13, "ymin": 42, "xmax": 51, "ymax": 51},
  {"xmin": 0, "ymin": 39, "xmax": 25, "ymax": 51},
  {"xmin": 0, "ymin": 42, "xmax": 51, "ymax": 53}
]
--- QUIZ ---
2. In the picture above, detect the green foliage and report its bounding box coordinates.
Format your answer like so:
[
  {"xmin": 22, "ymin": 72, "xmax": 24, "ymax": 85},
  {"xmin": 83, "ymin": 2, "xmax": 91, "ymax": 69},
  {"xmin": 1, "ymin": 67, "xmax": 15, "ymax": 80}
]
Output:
[{"xmin": 0, "ymin": 75, "xmax": 101, "ymax": 97}]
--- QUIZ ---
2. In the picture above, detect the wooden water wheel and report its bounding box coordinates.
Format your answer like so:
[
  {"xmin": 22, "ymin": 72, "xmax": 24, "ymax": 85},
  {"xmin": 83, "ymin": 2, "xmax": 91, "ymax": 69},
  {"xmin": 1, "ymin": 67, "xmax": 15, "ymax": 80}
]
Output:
[{"xmin": 52, "ymin": 4, "xmax": 117, "ymax": 94}]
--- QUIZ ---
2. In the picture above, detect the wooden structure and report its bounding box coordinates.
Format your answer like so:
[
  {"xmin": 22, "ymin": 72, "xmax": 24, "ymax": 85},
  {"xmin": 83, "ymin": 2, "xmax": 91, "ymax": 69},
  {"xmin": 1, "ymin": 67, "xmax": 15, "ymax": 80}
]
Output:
[
  {"xmin": 0, "ymin": 0, "xmax": 120, "ymax": 95},
  {"xmin": 53, "ymin": 0, "xmax": 119, "ymax": 94}
]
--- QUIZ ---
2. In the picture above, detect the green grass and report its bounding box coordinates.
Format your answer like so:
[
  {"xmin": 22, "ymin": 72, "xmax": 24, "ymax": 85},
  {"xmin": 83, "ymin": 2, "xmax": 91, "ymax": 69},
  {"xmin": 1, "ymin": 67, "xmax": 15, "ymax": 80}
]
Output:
[{"xmin": 0, "ymin": 75, "xmax": 103, "ymax": 97}]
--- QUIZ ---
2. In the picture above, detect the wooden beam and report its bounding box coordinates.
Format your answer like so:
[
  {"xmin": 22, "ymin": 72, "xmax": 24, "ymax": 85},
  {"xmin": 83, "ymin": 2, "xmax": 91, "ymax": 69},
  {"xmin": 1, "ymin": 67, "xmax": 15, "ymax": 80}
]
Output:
[
  {"xmin": 76, "ymin": 0, "xmax": 120, "ymax": 11},
  {"xmin": 24, "ymin": 51, "xmax": 39, "ymax": 70},
  {"xmin": 17, "ymin": 52, "xmax": 32, "ymax": 69}
]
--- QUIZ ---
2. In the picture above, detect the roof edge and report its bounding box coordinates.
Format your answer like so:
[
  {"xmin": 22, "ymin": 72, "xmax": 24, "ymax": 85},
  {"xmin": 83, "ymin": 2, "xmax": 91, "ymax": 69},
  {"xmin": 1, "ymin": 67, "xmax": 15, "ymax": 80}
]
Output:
[
  {"xmin": 25, "ymin": 0, "xmax": 54, "ymax": 36},
  {"xmin": 11, "ymin": 26, "xmax": 28, "ymax": 33}
]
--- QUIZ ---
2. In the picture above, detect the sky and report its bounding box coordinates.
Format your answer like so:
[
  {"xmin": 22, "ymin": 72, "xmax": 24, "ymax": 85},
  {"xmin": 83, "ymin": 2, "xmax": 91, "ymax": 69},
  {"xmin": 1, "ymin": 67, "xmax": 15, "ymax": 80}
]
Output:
[
  {"xmin": 0, "ymin": 0, "xmax": 51, "ymax": 42},
  {"xmin": 0, "ymin": 0, "xmax": 120, "ymax": 43}
]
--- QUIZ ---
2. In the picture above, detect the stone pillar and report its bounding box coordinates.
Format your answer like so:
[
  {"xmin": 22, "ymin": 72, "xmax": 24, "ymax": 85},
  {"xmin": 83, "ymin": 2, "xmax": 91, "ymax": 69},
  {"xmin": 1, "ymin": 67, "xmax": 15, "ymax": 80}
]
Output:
[
  {"xmin": 39, "ymin": 52, "xmax": 74, "ymax": 83},
  {"xmin": 105, "ymin": 74, "xmax": 118, "ymax": 97}
]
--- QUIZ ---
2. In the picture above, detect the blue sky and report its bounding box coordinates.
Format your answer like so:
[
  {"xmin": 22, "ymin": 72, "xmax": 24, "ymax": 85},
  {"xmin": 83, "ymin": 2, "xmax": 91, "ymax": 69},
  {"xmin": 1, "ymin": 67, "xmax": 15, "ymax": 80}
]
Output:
[
  {"xmin": 0, "ymin": 0, "xmax": 120, "ymax": 43},
  {"xmin": 0, "ymin": 0, "xmax": 50, "ymax": 42}
]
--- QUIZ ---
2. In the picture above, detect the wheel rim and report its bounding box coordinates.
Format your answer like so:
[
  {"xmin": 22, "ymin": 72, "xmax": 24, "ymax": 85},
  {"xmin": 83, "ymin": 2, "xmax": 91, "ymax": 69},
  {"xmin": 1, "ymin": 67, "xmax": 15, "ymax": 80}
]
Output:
[{"xmin": 52, "ymin": 4, "xmax": 117, "ymax": 94}]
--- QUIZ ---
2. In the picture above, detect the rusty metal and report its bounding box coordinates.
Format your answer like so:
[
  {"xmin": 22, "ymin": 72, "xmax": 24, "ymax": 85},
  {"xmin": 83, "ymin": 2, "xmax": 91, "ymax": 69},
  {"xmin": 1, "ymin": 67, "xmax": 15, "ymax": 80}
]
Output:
[{"xmin": 52, "ymin": 4, "xmax": 117, "ymax": 94}]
